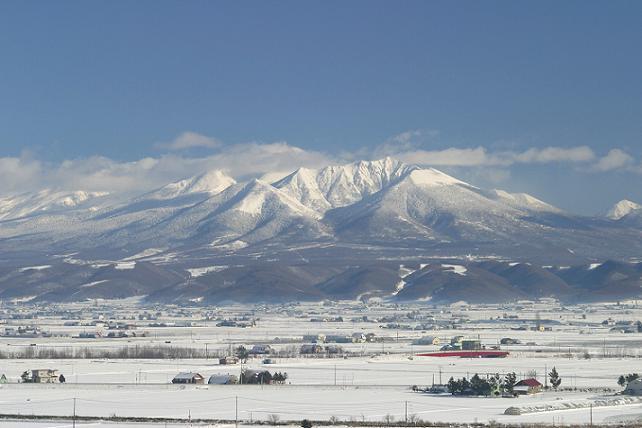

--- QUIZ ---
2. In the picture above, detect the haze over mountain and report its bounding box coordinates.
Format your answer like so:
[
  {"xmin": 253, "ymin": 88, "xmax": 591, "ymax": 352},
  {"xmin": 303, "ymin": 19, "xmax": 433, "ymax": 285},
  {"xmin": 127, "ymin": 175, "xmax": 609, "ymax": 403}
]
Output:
[{"xmin": 0, "ymin": 158, "xmax": 640, "ymax": 304}]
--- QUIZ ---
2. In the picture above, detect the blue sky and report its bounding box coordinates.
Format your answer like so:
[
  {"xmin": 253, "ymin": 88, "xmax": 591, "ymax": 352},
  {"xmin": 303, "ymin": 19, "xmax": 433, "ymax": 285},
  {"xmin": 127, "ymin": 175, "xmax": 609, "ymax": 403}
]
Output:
[{"xmin": 0, "ymin": 1, "xmax": 641, "ymax": 214}]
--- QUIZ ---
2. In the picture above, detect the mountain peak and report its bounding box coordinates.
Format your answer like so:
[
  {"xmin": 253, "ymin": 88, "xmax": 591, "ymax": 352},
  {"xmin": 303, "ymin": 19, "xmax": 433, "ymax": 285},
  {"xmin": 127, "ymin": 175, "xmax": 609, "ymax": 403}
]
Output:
[
  {"xmin": 405, "ymin": 167, "xmax": 467, "ymax": 187},
  {"xmin": 274, "ymin": 157, "xmax": 418, "ymax": 212},
  {"xmin": 607, "ymin": 199, "xmax": 642, "ymax": 220},
  {"xmin": 145, "ymin": 170, "xmax": 236, "ymax": 200}
]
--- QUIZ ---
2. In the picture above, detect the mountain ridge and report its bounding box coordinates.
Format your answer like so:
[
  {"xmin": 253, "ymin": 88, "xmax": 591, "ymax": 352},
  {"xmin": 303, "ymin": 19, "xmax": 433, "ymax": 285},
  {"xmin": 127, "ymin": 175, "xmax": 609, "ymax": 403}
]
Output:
[{"xmin": 0, "ymin": 157, "xmax": 641, "ymax": 303}]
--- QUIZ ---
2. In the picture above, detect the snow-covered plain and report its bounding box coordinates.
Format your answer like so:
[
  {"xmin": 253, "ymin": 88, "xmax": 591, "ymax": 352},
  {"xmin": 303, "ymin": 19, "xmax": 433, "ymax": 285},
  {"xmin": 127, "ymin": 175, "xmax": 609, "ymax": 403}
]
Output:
[{"xmin": 1, "ymin": 300, "xmax": 642, "ymax": 426}]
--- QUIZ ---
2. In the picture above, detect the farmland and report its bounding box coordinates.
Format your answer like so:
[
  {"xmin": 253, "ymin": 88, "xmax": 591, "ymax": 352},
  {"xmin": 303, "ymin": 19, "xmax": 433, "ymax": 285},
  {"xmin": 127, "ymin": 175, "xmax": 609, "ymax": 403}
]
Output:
[{"xmin": 0, "ymin": 299, "xmax": 641, "ymax": 427}]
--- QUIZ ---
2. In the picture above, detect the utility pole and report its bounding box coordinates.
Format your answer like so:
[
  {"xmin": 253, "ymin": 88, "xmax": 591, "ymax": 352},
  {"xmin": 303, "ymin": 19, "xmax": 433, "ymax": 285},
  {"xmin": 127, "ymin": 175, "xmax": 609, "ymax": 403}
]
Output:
[
  {"xmin": 590, "ymin": 403, "xmax": 593, "ymax": 426},
  {"xmin": 72, "ymin": 397, "xmax": 76, "ymax": 428},
  {"xmin": 334, "ymin": 365, "xmax": 337, "ymax": 386},
  {"xmin": 235, "ymin": 396, "xmax": 239, "ymax": 428},
  {"xmin": 404, "ymin": 401, "xmax": 408, "ymax": 423}
]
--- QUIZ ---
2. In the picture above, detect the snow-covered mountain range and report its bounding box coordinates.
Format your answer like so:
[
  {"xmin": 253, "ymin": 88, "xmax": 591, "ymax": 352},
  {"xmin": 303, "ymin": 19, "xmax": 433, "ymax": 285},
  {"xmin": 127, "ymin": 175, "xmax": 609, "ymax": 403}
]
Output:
[{"xmin": 0, "ymin": 157, "xmax": 640, "ymax": 303}]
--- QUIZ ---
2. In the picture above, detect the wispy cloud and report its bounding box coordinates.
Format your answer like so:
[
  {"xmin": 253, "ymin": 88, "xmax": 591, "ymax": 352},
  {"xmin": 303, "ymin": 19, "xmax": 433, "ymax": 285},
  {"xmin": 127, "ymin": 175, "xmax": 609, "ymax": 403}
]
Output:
[
  {"xmin": 385, "ymin": 145, "xmax": 597, "ymax": 167},
  {"xmin": 1, "ymin": 130, "xmax": 640, "ymax": 197},
  {"xmin": 592, "ymin": 148, "xmax": 635, "ymax": 172},
  {"xmin": 155, "ymin": 131, "xmax": 222, "ymax": 151},
  {"xmin": 0, "ymin": 140, "xmax": 335, "ymax": 195}
]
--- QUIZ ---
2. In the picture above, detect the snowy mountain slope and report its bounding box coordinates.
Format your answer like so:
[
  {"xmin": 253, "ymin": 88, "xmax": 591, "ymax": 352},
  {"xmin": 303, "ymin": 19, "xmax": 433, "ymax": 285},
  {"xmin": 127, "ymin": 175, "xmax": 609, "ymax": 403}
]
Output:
[
  {"xmin": 394, "ymin": 263, "xmax": 527, "ymax": 303},
  {"xmin": 139, "ymin": 170, "xmax": 236, "ymax": 200},
  {"xmin": 73, "ymin": 178, "xmax": 330, "ymax": 251},
  {"xmin": 485, "ymin": 189, "xmax": 562, "ymax": 213},
  {"xmin": 181, "ymin": 179, "xmax": 330, "ymax": 245},
  {"xmin": 1, "ymin": 157, "xmax": 642, "ymax": 303},
  {"xmin": 0, "ymin": 190, "xmax": 110, "ymax": 221},
  {"xmin": 273, "ymin": 157, "xmax": 419, "ymax": 213},
  {"xmin": 607, "ymin": 200, "xmax": 642, "ymax": 220},
  {"xmin": 325, "ymin": 167, "xmax": 534, "ymax": 242}
]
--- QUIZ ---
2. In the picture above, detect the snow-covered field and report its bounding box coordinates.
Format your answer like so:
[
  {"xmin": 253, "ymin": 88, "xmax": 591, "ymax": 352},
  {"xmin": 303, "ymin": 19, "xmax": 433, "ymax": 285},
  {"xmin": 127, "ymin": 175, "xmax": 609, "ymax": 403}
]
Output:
[
  {"xmin": 1, "ymin": 383, "xmax": 642, "ymax": 426},
  {"xmin": 1, "ymin": 300, "xmax": 641, "ymax": 426}
]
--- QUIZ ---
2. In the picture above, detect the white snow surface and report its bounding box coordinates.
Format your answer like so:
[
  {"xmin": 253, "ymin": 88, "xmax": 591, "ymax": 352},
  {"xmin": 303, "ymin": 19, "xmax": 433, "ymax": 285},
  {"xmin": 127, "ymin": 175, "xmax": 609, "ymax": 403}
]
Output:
[
  {"xmin": 143, "ymin": 170, "xmax": 236, "ymax": 200},
  {"xmin": 18, "ymin": 265, "xmax": 51, "ymax": 272},
  {"xmin": 442, "ymin": 264, "xmax": 468, "ymax": 275},
  {"xmin": 0, "ymin": 189, "xmax": 109, "ymax": 220},
  {"xmin": 187, "ymin": 265, "xmax": 229, "ymax": 277},
  {"xmin": 488, "ymin": 189, "xmax": 561, "ymax": 213},
  {"xmin": 114, "ymin": 261, "xmax": 136, "ymax": 270},
  {"xmin": 607, "ymin": 199, "xmax": 642, "ymax": 220}
]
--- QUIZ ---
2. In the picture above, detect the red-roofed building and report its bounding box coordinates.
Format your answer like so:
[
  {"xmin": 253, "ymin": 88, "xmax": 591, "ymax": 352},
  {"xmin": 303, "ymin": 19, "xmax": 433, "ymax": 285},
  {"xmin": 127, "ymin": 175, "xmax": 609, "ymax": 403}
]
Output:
[{"xmin": 514, "ymin": 378, "xmax": 543, "ymax": 395}]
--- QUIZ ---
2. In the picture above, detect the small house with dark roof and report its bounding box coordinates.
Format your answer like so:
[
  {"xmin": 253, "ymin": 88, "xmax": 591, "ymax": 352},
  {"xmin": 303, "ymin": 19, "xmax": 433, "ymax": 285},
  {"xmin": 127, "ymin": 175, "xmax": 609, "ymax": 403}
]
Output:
[{"xmin": 172, "ymin": 372, "xmax": 205, "ymax": 384}]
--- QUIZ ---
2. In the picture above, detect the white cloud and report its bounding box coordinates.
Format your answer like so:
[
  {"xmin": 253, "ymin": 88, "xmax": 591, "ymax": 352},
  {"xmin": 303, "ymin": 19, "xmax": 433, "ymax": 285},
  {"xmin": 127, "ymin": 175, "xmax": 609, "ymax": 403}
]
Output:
[
  {"xmin": 512, "ymin": 146, "xmax": 595, "ymax": 163},
  {"xmin": 0, "ymin": 156, "xmax": 43, "ymax": 193},
  {"xmin": 0, "ymin": 141, "xmax": 335, "ymax": 196},
  {"xmin": 394, "ymin": 147, "xmax": 491, "ymax": 166},
  {"xmin": 592, "ymin": 148, "xmax": 635, "ymax": 171},
  {"xmin": 156, "ymin": 131, "xmax": 222, "ymax": 151},
  {"xmin": 1, "ymin": 130, "xmax": 639, "ymax": 198},
  {"xmin": 387, "ymin": 145, "xmax": 596, "ymax": 167}
]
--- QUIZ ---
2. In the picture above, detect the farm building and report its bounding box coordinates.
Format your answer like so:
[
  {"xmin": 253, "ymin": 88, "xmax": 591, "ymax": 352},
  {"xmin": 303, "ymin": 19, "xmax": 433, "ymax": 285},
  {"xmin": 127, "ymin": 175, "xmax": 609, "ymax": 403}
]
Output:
[
  {"xmin": 450, "ymin": 335, "xmax": 464, "ymax": 345},
  {"xmin": 208, "ymin": 374, "xmax": 238, "ymax": 385},
  {"xmin": 514, "ymin": 378, "xmax": 542, "ymax": 395},
  {"xmin": 325, "ymin": 335, "xmax": 352, "ymax": 343},
  {"xmin": 461, "ymin": 339, "xmax": 482, "ymax": 350},
  {"xmin": 172, "ymin": 372, "xmax": 205, "ymax": 384},
  {"xmin": 31, "ymin": 369, "xmax": 60, "ymax": 383},
  {"xmin": 219, "ymin": 356, "xmax": 239, "ymax": 365},
  {"xmin": 300, "ymin": 344, "xmax": 324, "ymax": 354},
  {"xmin": 351, "ymin": 332, "xmax": 367, "ymax": 343},
  {"xmin": 625, "ymin": 379, "xmax": 642, "ymax": 396},
  {"xmin": 303, "ymin": 334, "xmax": 326, "ymax": 343},
  {"xmin": 241, "ymin": 369, "xmax": 272, "ymax": 384},
  {"xmin": 249, "ymin": 344, "xmax": 272, "ymax": 355},
  {"xmin": 412, "ymin": 336, "xmax": 440, "ymax": 345}
]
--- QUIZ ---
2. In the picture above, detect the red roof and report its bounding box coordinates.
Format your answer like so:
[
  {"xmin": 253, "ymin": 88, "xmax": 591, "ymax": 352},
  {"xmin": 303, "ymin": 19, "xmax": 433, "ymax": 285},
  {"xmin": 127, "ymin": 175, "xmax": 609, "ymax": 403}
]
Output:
[
  {"xmin": 416, "ymin": 350, "xmax": 509, "ymax": 358},
  {"xmin": 516, "ymin": 378, "xmax": 542, "ymax": 387}
]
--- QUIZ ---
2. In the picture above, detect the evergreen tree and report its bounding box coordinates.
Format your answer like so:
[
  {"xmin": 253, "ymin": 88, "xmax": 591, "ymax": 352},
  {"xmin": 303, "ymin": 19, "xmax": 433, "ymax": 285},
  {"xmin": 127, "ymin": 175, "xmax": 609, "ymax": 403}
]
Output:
[
  {"xmin": 235, "ymin": 345, "xmax": 249, "ymax": 362},
  {"xmin": 470, "ymin": 374, "xmax": 491, "ymax": 396},
  {"xmin": 258, "ymin": 370, "xmax": 273, "ymax": 384},
  {"xmin": 489, "ymin": 373, "xmax": 502, "ymax": 396},
  {"xmin": 447, "ymin": 377, "xmax": 461, "ymax": 394},
  {"xmin": 460, "ymin": 377, "xmax": 471, "ymax": 394},
  {"xmin": 618, "ymin": 375, "xmax": 627, "ymax": 387},
  {"xmin": 301, "ymin": 419, "xmax": 312, "ymax": 428},
  {"xmin": 504, "ymin": 372, "xmax": 517, "ymax": 394},
  {"xmin": 549, "ymin": 367, "xmax": 562, "ymax": 390}
]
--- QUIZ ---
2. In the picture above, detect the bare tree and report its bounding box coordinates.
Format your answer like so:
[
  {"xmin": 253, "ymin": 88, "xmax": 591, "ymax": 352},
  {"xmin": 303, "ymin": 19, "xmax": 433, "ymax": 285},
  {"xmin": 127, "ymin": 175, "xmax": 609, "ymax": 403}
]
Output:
[{"xmin": 267, "ymin": 414, "xmax": 280, "ymax": 425}]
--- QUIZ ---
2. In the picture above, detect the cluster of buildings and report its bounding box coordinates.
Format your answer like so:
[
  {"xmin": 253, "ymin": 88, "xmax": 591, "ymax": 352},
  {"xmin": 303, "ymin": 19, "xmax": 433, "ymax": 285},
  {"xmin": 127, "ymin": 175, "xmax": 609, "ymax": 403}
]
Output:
[
  {"xmin": 17, "ymin": 369, "xmax": 65, "ymax": 383},
  {"xmin": 2, "ymin": 326, "xmax": 50, "ymax": 338},
  {"xmin": 302, "ymin": 332, "xmax": 376, "ymax": 344},
  {"xmin": 171, "ymin": 369, "xmax": 286, "ymax": 385}
]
